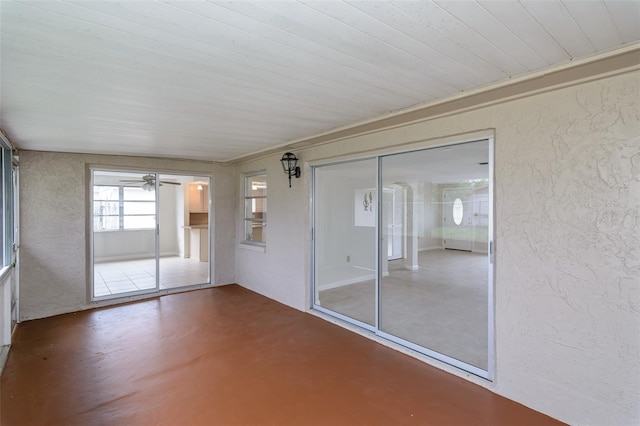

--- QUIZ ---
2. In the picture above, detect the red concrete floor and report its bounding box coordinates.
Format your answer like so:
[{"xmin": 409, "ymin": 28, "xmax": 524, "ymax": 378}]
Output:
[{"xmin": 1, "ymin": 285, "xmax": 563, "ymax": 425}]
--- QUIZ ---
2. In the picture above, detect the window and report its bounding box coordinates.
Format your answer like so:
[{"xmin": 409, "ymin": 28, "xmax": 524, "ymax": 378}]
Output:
[
  {"xmin": 0, "ymin": 143, "xmax": 14, "ymax": 268},
  {"xmin": 93, "ymin": 185, "xmax": 156, "ymax": 231},
  {"xmin": 243, "ymin": 173, "xmax": 266, "ymax": 245},
  {"xmin": 452, "ymin": 198, "xmax": 464, "ymax": 225}
]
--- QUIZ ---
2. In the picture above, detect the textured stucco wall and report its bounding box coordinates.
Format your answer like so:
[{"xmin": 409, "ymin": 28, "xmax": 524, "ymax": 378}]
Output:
[
  {"xmin": 234, "ymin": 71, "xmax": 639, "ymax": 425},
  {"xmin": 493, "ymin": 72, "xmax": 639, "ymax": 426},
  {"xmin": 19, "ymin": 152, "xmax": 235, "ymax": 320},
  {"xmin": 235, "ymin": 160, "xmax": 310, "ymax": 311}
]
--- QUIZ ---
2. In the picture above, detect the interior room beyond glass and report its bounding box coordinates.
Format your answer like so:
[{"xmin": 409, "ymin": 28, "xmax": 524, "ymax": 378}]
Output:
[
  {"xmin": 91, "ymin": 169, "xmax": 211, "ymax": 299},
  {"xmin": 312, "ymin": 139, "xmax": 494, "ymax": 378}
]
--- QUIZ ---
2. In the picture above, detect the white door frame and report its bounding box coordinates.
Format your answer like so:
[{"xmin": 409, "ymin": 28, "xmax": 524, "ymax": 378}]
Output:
[{"xmin": 311, "ymin": 137, "xmax": 495, "ymax": 380}]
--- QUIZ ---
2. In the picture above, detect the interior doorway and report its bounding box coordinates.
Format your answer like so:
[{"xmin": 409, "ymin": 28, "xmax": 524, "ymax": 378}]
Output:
[{"xmin": 90, "ymin": 169, "xmax": 211, "ymax": 300}]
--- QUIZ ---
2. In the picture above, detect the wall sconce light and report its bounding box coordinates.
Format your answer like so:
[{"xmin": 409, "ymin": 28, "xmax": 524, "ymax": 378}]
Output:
[
  {"xmin": 280, "ymin": 152, "xmax": 301, "ymax": 188},
  {"xmin": 196, "ymin": 184, "xmax": 203, "ymax": 191}
]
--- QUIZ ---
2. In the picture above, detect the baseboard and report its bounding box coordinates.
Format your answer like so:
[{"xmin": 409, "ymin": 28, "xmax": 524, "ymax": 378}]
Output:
[
  {"xmin": 419, "ymin": 246, "xmax": 444, "ymax": 252},
  {"xmin": 95, "ymin": 252, "xmax": 180, "ymax": 263},
  {"xmin": 318, "ymin": 270, "xmax": 390, "ymax": 291},
  {"xmin": 160, "ymin": 252, "xmax": 181, "ymax": 258},
  {"xmin": 318, "ymin": 274, "xmax": 375, "ymax": 291}
]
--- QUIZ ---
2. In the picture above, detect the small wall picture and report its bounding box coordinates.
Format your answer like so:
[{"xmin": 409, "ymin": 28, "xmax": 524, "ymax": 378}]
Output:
[{"xmin": 355, "ymin": 188, "xmax": 376, "ymax": 227}]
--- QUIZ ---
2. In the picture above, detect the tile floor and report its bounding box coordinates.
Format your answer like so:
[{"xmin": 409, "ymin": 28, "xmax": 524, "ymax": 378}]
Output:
[
  {"xmin": 319, "ymin": 249, "xmax": 488, "ymax": 370},
  {"xmin": 93, "ymin": 256, "xmax": 209, "ymax": 297}
]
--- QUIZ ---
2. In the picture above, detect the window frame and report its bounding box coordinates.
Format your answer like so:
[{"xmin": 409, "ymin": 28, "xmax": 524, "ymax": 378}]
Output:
[
  {"xmin": 243, "ymin": 172, "xmax": 267, "ymax": 246},
  {"xmin": 0, "ymin": 140, "xmax": 15, "ymax": 269},
  {"xmin": 93, "ymin": 184, "xmax": 156, "ymax": 232}
]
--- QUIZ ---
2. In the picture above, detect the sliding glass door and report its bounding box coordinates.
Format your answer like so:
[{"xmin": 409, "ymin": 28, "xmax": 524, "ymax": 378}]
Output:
[
  {"xmin": 312, "ymin": 139, "xmax": 493, "ymax": 377},
  {"xmin": 92, "ymin": 171, "xmax": 158, "ymax": 297},
  {"xmin": 91, "ymin": 169, "xmax": 211, "ymax": 300},
  {"xmin": 312, "ymin": 159, "xmax": 377, "ymax": 327},
  {"xmin": 379, "ymin": 140, "xmax": 490, "ymax": 375},
  {"xmin": 158, "ymin": 175, "xmax": 210, "ymax": 289}
]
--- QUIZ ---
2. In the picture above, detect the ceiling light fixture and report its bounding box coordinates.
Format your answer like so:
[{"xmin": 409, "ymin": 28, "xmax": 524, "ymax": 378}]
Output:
[{"xmin": 280, "ymin": 152, "xmax": 301, "ymax": 188}]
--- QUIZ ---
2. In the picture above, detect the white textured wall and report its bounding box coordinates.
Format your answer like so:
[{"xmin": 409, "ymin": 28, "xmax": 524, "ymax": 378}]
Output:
[
  {"xmin": 19, "ymin": 152, "xmax": 235, "ymax": 320},
  {"xmin": 234, "ymin": 71, "xmax": 639, "ymax": 425},
  {"xmin": 494, "ymin": 72, "xmax": 639, "ymax": 425},
  {"xmin": 234, "ymin": 162, "xmax": 309, "ymax": 310},
  {"xmin": 0, "ymin": 268, "xmax": 14, "ymax": 346}
]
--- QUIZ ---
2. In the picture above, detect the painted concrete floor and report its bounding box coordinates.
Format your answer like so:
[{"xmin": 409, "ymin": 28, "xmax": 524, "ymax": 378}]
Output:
[{"xmin": 1, "ymin": 285, "xmax": 562, "ymax": 426}]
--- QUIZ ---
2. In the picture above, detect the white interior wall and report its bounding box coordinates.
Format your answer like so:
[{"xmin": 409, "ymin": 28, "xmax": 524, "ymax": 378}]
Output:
[
  {"xmin": 19, "ymin": 152, "xmax": 235, "ymax": 320},
  {"xmin": 234, "ymin": 70, "xmax": 639, "ymax": 425},
  {"xmin": 471, "ymin": 187, "xmax": 489, "ymax": 253},
  {"xmin": 93, "ymin": 230, "xmax": 155, "ymax": 261},
  {"xmin": 159, "ymin": 184, "xmax": 179, "ymax": 256},
  {"xmin": 431, "ymin": 186, "xmax": 444, "ymax": 249},
  {"xmin": 420, "ymin": 182, "xmax": 443, "ymax": 250},
  {"xmin": 348, "ymin": 184, "xmax": 376, "ymax": 272},
  {"xmin": 0, "ymin": 268, "xmax": 12, "ymax": 374},
  {"xmin": 176, "ymin": 184, "xmax": 186, "ymax": 256},
  {"xmin": 298, "ymin": 164, "xmax": 377, "ymax": 289}
]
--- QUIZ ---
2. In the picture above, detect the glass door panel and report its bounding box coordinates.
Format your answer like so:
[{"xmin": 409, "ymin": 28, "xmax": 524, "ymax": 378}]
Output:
[
  {"xmin": 11, "ymin": 163, "xmax": 18, "ymax": 331},
  {"xmin": 158, "ymin": 174, "xmax": 210, "ymax": 290},
  {"xmin": 313, "ymin": 159, "xmax": 377, "ymax": 326},
  {"xmin": 379, "ymin": 141, "xmax": 490, "ymax": 372},
  {"xmin": 92, "ymin": 170, "xmax": 158, "ymax": 298}
]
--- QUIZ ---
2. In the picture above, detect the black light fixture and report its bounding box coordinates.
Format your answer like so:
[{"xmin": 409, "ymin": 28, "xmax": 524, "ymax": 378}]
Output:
[{"xmin": 280, "ymin": 152, "xmax": 301, "ymax": 188}]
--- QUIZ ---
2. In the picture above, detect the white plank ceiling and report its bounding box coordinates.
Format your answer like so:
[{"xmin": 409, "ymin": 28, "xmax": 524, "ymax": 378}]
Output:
[{"xmin": 1, "ymin": 1, "xmax": 638, "ymax": 162}]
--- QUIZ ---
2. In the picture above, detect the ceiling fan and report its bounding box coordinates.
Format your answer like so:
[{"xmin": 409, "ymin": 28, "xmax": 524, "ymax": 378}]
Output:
[{"xmin": 120, "ymin": 174, "xmax": 181, "ymax": 191}]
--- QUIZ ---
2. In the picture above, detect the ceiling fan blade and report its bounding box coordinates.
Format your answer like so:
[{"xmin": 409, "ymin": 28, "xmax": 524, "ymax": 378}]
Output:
[{"xmin": 118, "ymin": 178, "xmax": 180, "ymax": 187}]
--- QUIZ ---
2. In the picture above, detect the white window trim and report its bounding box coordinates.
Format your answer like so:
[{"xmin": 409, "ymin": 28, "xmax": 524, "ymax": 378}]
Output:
[
  {"xmin": 242, "ymin": 172, "xmax": 267, "ymax": 246},
  {"xmin": 93, "ymin": 184, "xmax": 156, "ymax": 232}
]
